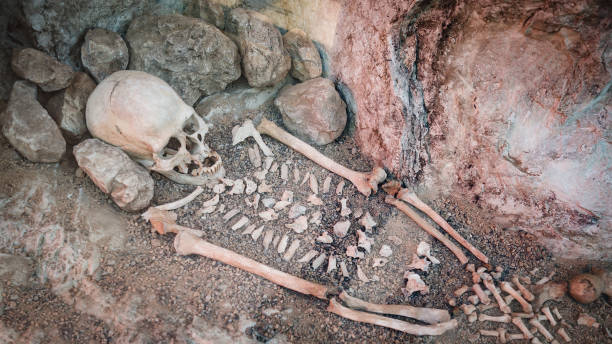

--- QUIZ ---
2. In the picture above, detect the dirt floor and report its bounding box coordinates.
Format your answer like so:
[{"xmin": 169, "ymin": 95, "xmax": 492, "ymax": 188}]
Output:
[{"xmin": 0, "ymin": 108, "xmax": 611, "ymax": 343}]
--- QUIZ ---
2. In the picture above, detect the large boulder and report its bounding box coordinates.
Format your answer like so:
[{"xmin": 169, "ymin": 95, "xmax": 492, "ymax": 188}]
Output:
[
  {"xmin": 73, "ymin": 138, "xmax": 154, "ymax": 212},
  {"xmin": 81, "ymin": 28, "xmax": 129, "ymax": 83},
  {"xmin": 283, "ymin": 29, "xmax": 322, "ymax": 81},
  {"xmin": 126, "ymin": 14, "xmax": 241, "ymax": 105},
  {"xmin": 274, "ymin": 77, "xmax": 346, "ymax": 145},
  {"xmin": 227, "ymin": 9, "xmax": 291, "ymax": 88},
  {"xmin": 2, "ymin": 81, "xmax": 66, "ymax": 162},
  {"xmin": 46, "ymin": 72, "xmax": 97, "ymax": 141},
  {"xmin": 11, "ymin": 48, "xmax": 75, "ymax": 92}
]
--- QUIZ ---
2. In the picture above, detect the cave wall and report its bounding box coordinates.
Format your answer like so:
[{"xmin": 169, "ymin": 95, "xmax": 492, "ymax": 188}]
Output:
[{"xmin": 1, "ymin": 0, "xmax": 610, "ymax": 260}]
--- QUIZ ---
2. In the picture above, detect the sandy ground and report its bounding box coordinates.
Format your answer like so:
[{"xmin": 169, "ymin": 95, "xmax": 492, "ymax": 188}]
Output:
[{"xmin": 0, "ymin": 109, "xmax": 611, "ymax": 343}]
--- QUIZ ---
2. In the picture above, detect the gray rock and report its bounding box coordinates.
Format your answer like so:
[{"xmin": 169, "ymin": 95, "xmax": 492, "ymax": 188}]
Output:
[
  {"xmin": 227, "ymin": 9, "xmax": 291, "ymax": 88},
  {"xmin": 0, "ymin": 254, "xmax": 33, "ymax": 286},
  {"xmin": 274, "ymin": 77, "xmax": 347, "ymax": 145},
  {"xmin": 283, "ymin": 29, "xmax": 322, "ymax": 81},
  {"xmin": 11, "ymin": 48, "xmax": 75, "ymax": 92},
  {"xmin": 190, "ymin": 0, "xmax": 226, "ymax": 29},
  {"xmin": 81, "ymin": 28, "xmax": 129, "ymax": 83},
  {"xmin": 47, "ymin": 72, "xmax": 96, "ymax": 141},
  {"xmin": 126, "ymin": 14, "xmax": 241, "ymax": 105},
  {"xmin": 74, "ymin": 138, "xmax": 154, "ymax": 211},
  {"xmin": 2, "ymin": 81, "xmax": 66, "ymax": 162}
]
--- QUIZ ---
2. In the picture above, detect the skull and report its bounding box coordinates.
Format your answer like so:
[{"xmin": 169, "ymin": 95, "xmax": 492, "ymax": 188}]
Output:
[{"xmin": 86, "ymin": 70, "xmax": 224, "ymax": 185}]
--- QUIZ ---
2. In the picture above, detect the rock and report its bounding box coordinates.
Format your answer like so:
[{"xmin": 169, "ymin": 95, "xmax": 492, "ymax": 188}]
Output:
[
  {"xmin": 2, "ymin": 81, "xmax": 66, "ymax": 162},
  {"xmin": 227, "ymin": 9, "xmax": 291, "ymax": 88},
  {"xmin": 46, "ymin": 72, "xmax": 96, "ymax": 141},
  {"xmin": 283, "ymin": 29, "xmax": 322, "ymax": 81},
  {"xmin": 126, "ymin": 14, "xmax": 241, "ymax": 105},
  {"xmin": 11, "ymin": 48, "xmax": 75, "ymax": 92},
  {"xmin": 73, "ymin": 138, "xmax": 154, "ymax": 211},
  {"xmin": 0, "ymin": 254, "xmax": 33, "ymax": 286},
  {"xmin": 274, "ymin": 77, "xmax": 347, "ymax": 145},
  {"xmin": 81, "ymin": 28, "xmax": 129, "ymax": 83}
]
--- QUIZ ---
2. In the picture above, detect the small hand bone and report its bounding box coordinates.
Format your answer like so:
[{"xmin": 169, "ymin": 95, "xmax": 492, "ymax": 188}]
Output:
[
  {"xmin": 257, "ymin": 118, "xmax": 386, "ymax": 196},
  {"xmin": 501, "ymin": 281, "xmax": 533, "ymax": 313},
  {"xmin": 512, "ymin": 275, "xmax": 535, "ymax": 301},
  {"xmin": 483, "ymin": 278, "xmax": 511, "ymax": 313},
  {"xmin": 232, "ymin": 120, "xmax": 273, "ymax": 157}
]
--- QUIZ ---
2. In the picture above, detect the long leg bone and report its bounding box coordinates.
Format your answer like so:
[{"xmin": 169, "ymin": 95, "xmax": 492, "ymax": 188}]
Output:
[
  {"xmin": 396, "ymin": 188, "xmax": 488, "ymax": 264},
  {"xmin": 327, "ymin": 298, "xmax": 457, "ymax": 336},
  {"xmin": 339, "ymin": 291, "xmax": 450, "ymax": 324},
  {"xmin": 386, "ymin": 195, "xmax": 468, "ymax": 264},
  {"xmin": 256, "ymin": 118, "xmax": 386, "ymax": 196}
]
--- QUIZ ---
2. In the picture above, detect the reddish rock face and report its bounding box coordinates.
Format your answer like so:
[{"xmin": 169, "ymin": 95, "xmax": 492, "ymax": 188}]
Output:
[{"xmin": 332, "ymin": 0, "xmax": 611, "ymax": 261}]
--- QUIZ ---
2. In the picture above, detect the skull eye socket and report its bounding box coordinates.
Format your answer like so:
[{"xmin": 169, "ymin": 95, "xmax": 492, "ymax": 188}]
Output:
[{"xmin": 183, "ymin": 118, "xmax": 198, "ymax": 135}]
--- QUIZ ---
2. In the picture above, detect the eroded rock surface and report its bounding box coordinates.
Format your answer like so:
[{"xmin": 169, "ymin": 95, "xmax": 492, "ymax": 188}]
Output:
[
  {"xmin": 227, "ymin": 8, "xmax": 291, "ymax": 88},
  {"xmin": 11, "ymin": 48, "xmax": 75, "ymax": 92},
  {"xmin": 46, "ymin": 72, "xmax": 96, "ymax": 140},
  {"xmin": 2, "ymin": 81, "xmax": 66, "ymax": 162},
  {"xmin": 275, "ymin": 77, "xmax": 346, "ymax": 145},
  {"xmin": 74, "ymin": 138, "xmax": 154, "ymax": 211},
  {"xmin": 283, "ymin": 28, "xmax": 322, "ymax": 81},
  {"xmin": 127, "ymin": 14, "xmax": 241, "ymax": 105},
  {"xmin": 81, "ymin": 28, "xmax": 129, "ymax": 83}
]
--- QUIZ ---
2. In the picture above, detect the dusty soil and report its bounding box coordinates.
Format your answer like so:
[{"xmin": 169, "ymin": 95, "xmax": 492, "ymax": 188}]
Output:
[{"xmin": 0, "ymin": 109, "xmax": 611, "ymax": 343}]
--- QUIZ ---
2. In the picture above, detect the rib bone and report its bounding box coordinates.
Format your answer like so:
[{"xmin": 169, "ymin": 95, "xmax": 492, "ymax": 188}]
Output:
[
  {"xmin": 154, "ymin": 186, "xmax": 203, "ymax": 211},
  {"xmin": 257, "ymin": 118, "xmax": 386, "ymax": 196}
]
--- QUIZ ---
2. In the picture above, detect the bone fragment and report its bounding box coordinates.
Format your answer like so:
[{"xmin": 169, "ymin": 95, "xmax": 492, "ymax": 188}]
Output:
[
  {"xmin": 288, "ymin": 204, "xmax": 306, "ymax": 219},
  {"xmin": 327, "ymin": 255, "xmax": 337, "ymax": 273},
  {"xmin": 154, "ymin": 186, "xmax": 204, "ymax": 211},
  {"xmin": 472, "ymin": 284, "xmax": 490, "ymax": 304},
  {"xmin": 273, "ymin": 200, "xmax": 291, "ymax": 211},
  {"xmin": 197, "ymin": 205, "xmax": 216, "ymax": 215},
  {"xmin": 478, "ymin": 303, "xmax": 496, "ymax": 312},
  {"xmin": 484, "ymin": 278, "xmax": 511, "ymax": 313},
  {"xmin": 309, "ymin": 174, "xmax": 319, "ymax": 194},
  {"xmin": 339, "ymin": 291, "xmax": 450, "ymax": 324},
  {"xmin": 472, "ymin": 272, "xmax": 481, "ymax": 284},
  {"xmin": 253, "ymin": 169, "xmax": 267, "ymax": 181},
  {"xmin": 468, "ymin": 313, "xmax": 478, "ymax": 323},
  {"xmin": 536, "ymin": 314, "xmax": 547, "ymax": 322},
  {"xmin": 480, "ymin": 330, "xmax": 499, "ymax": 337},
  {"xmin": 417, "ymin": 242, "xmax": 440, "ymax": 264},
  {"xmin": 231, "ymin": 216, "xmax": 249, "ymax": 231},
  {"xmin": 244, "ymin": 178, "xmax": 257, "ymax": 195},
  {"xmin": 312, "ymin": 253, "xmax": 327, "ymax": 270},
  {"xmin": 504, "ymin": 294, "xmax": 515, "ymax": 305},
  {"xmin": 479, "ymin": 314, "xmax": 511, "ymax": 323},
  {"xmin": 174, "ymin": 232, "xmax": 330, "ymax": 301},
  {"xmin": 512, "ymin": 275, "xmax": 535, "ymax": 301},
  {"xmin": 511, "ymin": 312, "xmax": 534, "ymax": 318},
  {"xmin": 229, "ymin": 179, "xmax": 245, "ymax": 194},
  {"xmin": 300, "ymin": 172, "xmax": 311, "ymax": 186},
  {"xmin": 467, "ymin": 294, "xmax": 480, "ymax": 305},
  {"xmin": 232, "ymin": 120, "xmax": 273, "ymax": 156},
  {"xmin": 307, "ymin": 194, "xmax": 323, "ymax": 206},
  {"xmin": 251, "ymin": 226, "xmax": 264, "ymax": 241},
  {"xmin": 501, "ymin": 281, "xmax": 533, "ymax": 313},
  {"xmin": 263, "ymin": 156, "xmax": 273, "ymax": 171},
  {"xmin": 242, "ymin": 224, "xmax": 256, "ymax": 235},
  {"xmin": 536, "ymin": 271, "xmax": 555, "ymax": 285},
  {"xmin": 272, "ymin": 235, "xmax": 280, "ymax": 247},
  {"xmin": 340, "ymin": 198, "xmax": 352, "ymax": 217},
  {"xmin": 270, "ymin": 162, "xmax": 278, "ymax": 173},
  {"xmin": 357, "ymin": 264, "xmax": 370, "ymax": 282},
  {"xmin": 298, "ymin": 250, "xmax": 318, "ymax": 263},
  {"xmin": 258, "ymin": 181, "xmax": 272, "ymax": 193},
  {"xmin": 286, "ymin": 216, "xmax": 308, "ymax": 233},
  {"xmin": 529, "ymin": 318, "xmax": 554, "ymax": 341},
  {"xmin": 387, "ymin": 196, "xmax": 468, "ymax": 264},
  {"xmin": 359, "ymin": 212, "xmax": 377, "ymax": 232},
  {"xmin": 213, "ymin": 183, "xmax": 225, "ymax": 194},
  {"xmin": 322, "ymin": 176, "xmax": 332, "ymax": 193},
  {"xmin": 466, "ymin": 264, "xmax": 475, "ymax": 272},
  {"xmin": 552, "ymin": 307, "xmax": 562, "ymax": 320},
  {"xmin": 262, "ymin": 230, "xmax": 274, "ymax": 250},
  {"xmin": 340, "ymin": 261, "xmax": 349, "ymax": 277},
  {"xmin": 373, "ymin": 258, "xmax": 388, "ymax": 267},
  {"xmin": 277, "ymin": 234, "xmax": 289, "ymax": 254},
  {"xmin": 397, "ymin": 188, "xmax": 488, "ymax": 264},
  {"xmin": 532, "ymin": 337, "xmax": 543, "ymax": 344},
  {"xmin": 327, "ymin": 298, "xmax": 457, "ymax": 336},
  {"xmin": 248, "ymin": 145, "xmax": 262, "ymax": 168},
  {"xmin": 533, "ymin": 282, "xmax": 567, "ymax": 309},
  {"xmin": 259, "ymin": 209, "xmax": 278, "ymax": 221},
  {"xmin": 353, "ymin": 208, "xmax": 364, "ymax": 219},
  {"xmin": 283, "ymin": 239, "xmax": 300, "ymax": 261},
  {"xmin": 403, "ymin": 272, "xmax": 429, "ymax": 296},
  {"xmin": 379, "ymin": 245, "xmax": 392, "ymax": 257},
  {"xmin": 357, "ymin": 230, "xmax": 373, "ymax": 253},
  {"xmin": 336, "ymin": 180, "xmax": 345, "ymax": 195},
  {"xmin": 223, "ymin": 208, "xmax": 240, "ymax": 222},
  {"xmin": 507, "ymin": 333, "xmax": 525, "ymax": 340},
  {"xmin": 577, "ymin": 313, "xmax": 599, "ymax": 328},
  {"xmin": 310, "ymin": 210, "xmax": 322, "ymax": 225},
  {"xmin": 498, "ymin": 328, "xmax": 508, "ymax": 344},
  {"xmin": 333, "ymin": 220, "xmax": 351, "ymax": 237},
  {"xmin": 142, "ymin": 208, "xmax": 205, "ymax": 237},
  {"xmin": 281, "ymin": 190, "xmax": 294, "ymax": 202},
  {"xmin": 557, "ymin": 328, "xmax": 570, "ymax": 342},
  {"xmin": 455, "ymin": 285, "xmax": 469, "ymax": 297},
  {"xmin": 346, "ymin": 246, "xmax": 365, "ymax": 259},
  {"xmin": 293, "ymin": 167, "xmax": 300, "ymax": 183},
  {"xmin": 316, "ymin": 232, "xmax": 333, "ymax": 244},
  {"xmin": 461, "ymin": 304, "xmax": 476, "ymax": 315},
  {"xmin": 280, "ymin": 163, "xmax": 288, "ymax": 182},
  {"xmin": 262, "ymin": 197, "xmax": 276, "ymax": 208},
  {"xmin": 521, "ymin": 275, "xmax": 533, "ymax": 285},
  {"xmin": 217, "ymin": 204, "xmax": 225, "ymax": 213},
  {"xmin": 407, "ymin": 254, "xmax": 430, "ymax": 272},
  {"xmin": 512, "ymin": 317, "xmax": 534, "ymax": 339}
]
